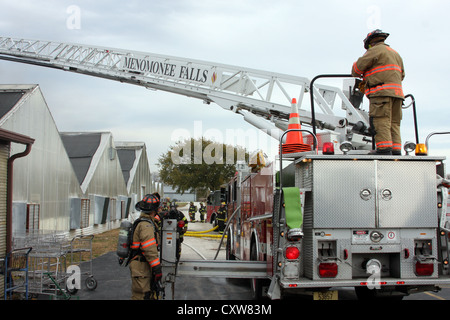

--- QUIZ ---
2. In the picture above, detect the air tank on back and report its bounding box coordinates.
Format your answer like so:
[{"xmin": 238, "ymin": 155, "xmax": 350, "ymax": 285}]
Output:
[{"xmin": 117, "ymin": 220, "xmax": 133, "ymax": 263}]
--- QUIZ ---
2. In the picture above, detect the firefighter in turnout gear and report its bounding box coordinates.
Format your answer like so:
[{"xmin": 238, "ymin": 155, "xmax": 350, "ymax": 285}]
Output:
[
  {"xmin": 161, "ymin": 199, "xmax": 169, "ymax": 213},
  {"xmin": 130, "ymin": 193, "xmax": 162, "ymax": 300},
  {"xmin": 164, "ymin": 201, "xmax": 188, "ymax": 260},
  {"xmin": 351, "ymin": 29, "xmax": 405, "ymax": 155},
  {"xmin": 189, "ymin": 202, "xmax": 197, "ymax": 222},
  {"xmin": 199, "ymin": 202, "xmax": 206, "ymax": 223},
  {"xmin": 217, "ymin": 202, "xmax": 227, "ymax": 234}
]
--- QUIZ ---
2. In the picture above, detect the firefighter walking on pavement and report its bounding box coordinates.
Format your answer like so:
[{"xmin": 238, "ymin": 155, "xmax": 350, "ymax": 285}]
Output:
[
  {"xmin": 199, "ymin": 202, "xmax": 206, "ymax": 223},
  {"xmin": 189, "ymin": 202, "xmax": 197, "ymax": 222},
  {"xmin": 217, "ymin": 202, "xmax": 227, "ymax": 234},
  {"xmin": 129, "ymin": 193, "xmax": 162, "ymax": 300},
  {"xmin": 165, "ymin": 201, "xmax": 188, "ymax": 260},
  {"xmin": 351, "ymin": 29, "xmax": 405, "ymax": 155}
]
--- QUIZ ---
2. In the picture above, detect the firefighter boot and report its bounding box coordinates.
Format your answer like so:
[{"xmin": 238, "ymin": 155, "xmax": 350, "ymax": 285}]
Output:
[{"xmin": 369, "ymin": 148, "xmax": 392, "ymax": 155}]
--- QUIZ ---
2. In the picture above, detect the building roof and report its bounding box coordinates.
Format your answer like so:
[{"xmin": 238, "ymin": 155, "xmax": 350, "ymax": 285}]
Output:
[
  {"xmin": 117, "ymin": 148, "xmax": 135, "ymax": 184},
  {"xmin": 0, "ymin": 85, "xmax": 36, "ymax": 122},
  {"xmin": 60, "ymin": 132, "xmax": 102, "ymax": 185},
  {"xmin": 0, "ymin": 86, "xmax": 36, "ymax": 145},
  {"xmin": 116, "ymin": 142, "xmax": 145, "ymax": 191},
  {"xmin": 0, "ymin": 91, "xmax": 24, "ymax": 120}
]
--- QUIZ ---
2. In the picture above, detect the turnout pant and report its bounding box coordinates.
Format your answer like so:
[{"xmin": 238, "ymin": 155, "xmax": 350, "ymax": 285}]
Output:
[
  {"xmin": 369, "ymin": 96, "xmax": 403, "ymax": 153},
  {"xmin": 130, "ymin": 259, "xmax": 153, "ymax": 300}
]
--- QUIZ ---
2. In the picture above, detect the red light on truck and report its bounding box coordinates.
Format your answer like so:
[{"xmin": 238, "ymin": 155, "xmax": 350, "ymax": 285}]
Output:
[
  {"xmin": 318, "ymin": 262, "xmax": 338, "ymax": 278},
  {"xmin": 322, "ymin": 142, "xmax": 334, "ymax": 155},
  {"xmin": 415, "ymin": 261, "xmax": 434, "ymax": 276},
  {"xmin": 285, "ymin": 246, "xmax": 300, "ymax": 260},
  {"xmin": 404, "ymin": 248, "xmax": 410, "ymax": 259}
]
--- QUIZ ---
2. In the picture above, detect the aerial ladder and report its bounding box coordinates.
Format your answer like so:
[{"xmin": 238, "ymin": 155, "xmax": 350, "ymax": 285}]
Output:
[{"xmin": 0, "ymin": 36, "xmax": 372, "ymax": 149}]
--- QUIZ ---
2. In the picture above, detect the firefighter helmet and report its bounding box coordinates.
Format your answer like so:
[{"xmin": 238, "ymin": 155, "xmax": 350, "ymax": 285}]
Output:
[
  {"xmin": 135, "ymin": 193, "xmax": 160, "ymax": 212},
  {"xmin": 363, "ymin": 29, "xmax": 389, "ymax": 49}
]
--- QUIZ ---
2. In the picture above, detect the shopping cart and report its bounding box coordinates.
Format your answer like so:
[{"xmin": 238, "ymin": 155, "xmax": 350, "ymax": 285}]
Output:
[
  {"xmin": 68, "ymin": 235, "xmax": 97, "ymax": 291},
  {"xmin": 13, "ymin": 231, "xmax": 72, "ymax": 299},
  {"xmin": 2, "ymin": 247, "xmax": 32, "ymax": 300}
]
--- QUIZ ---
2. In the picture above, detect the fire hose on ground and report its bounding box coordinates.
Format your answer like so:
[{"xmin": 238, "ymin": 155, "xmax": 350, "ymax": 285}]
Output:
[
  {"xmin": 185, "ymin": 225, "xmax": 218, "ymax": 234},
  {"xmin": 185, "ymin": 233, "xmax": 225, "ymax": 238},
  {"xmin": 184, "ymin": 225, "xmax": 225, "ymax": 238}
]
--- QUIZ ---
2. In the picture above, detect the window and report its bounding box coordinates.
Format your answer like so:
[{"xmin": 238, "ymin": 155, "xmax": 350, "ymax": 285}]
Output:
[
  {"xmin": 26, "ymin": 203, "xmax": 40, "ymax": 232},
  {"xmin": 110, "ymin": 198, "xmax": 117, "ymax": 221},
  {"xmin": 80, "ymin": 199, "xmax": 90, "ymax": 228},
  {"xmin": 121, "ymin": 200, "xmax": 126, "ymax": 219}
]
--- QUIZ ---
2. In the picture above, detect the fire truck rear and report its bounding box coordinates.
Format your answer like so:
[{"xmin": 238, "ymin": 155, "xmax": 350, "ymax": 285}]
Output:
[
  {"xmin": 206, "ymin": 188, "xmax": 227, "ymax": 225},
  {"xmin": 227, "ymin": 146, "xmax": 450, "ymax": 300}
]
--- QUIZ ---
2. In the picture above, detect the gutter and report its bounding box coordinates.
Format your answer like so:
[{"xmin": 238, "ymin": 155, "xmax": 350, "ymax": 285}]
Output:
[{"xmin": 0, "ymin": 128, "xmax": 34, "ymax": 253}]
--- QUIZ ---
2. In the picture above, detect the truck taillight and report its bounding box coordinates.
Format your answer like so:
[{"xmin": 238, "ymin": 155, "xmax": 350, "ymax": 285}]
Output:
[
  {"xmin": 415, "ymin": 261, "xmax": 434, "ymax": 276},
  {"xmin": 322, "ymin": 142, "xmax": 334, "ymax": 155},
  {"xmin": 285, "ymin": 246, "xmax": 300, "ymax": 260},
  {"xmin": 318, "ymin": 262, "xmax": 338, "ymax": 278}
]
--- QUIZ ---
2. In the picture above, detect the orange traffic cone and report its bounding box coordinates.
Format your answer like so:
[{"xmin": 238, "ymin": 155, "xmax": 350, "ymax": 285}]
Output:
[{"xmin": 281, "ymin": 98, "xmax": 311, "ymax": 154}]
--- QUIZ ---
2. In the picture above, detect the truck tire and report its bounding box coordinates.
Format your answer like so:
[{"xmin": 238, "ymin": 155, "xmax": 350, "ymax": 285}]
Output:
[
  {"xmin": 226, "ymin": 232, "xmax": 235, "ymax": 260},
  {"xmin": 250, "ymin": 241, "xmax": 269, "ymax": 299}
]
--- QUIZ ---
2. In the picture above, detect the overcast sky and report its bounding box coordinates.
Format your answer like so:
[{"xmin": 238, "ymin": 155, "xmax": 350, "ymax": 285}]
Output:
[{"xmin": 1, "ymin": 0, "xmax": 449, "ymax": 173}]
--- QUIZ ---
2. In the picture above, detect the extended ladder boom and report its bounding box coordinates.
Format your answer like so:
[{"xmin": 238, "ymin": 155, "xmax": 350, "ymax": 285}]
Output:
[{"xmin": 0, "ymin": 36, "xmax": 370, "ymax": 144}]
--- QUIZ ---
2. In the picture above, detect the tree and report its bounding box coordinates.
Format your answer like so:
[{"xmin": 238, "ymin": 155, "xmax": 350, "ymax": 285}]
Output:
[{"xmin": 158, "ymin": 137, "xmax": 248, "ymax": 195}]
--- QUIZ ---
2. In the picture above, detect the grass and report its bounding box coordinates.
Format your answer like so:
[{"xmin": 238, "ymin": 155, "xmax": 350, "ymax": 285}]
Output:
[
  {"xmin": 91, "ymin": 228, "xmax": 120, "ymax": 258},
  {"xmin": 67, "ymin": 228, "xmax": 120, "ymax": 262}
]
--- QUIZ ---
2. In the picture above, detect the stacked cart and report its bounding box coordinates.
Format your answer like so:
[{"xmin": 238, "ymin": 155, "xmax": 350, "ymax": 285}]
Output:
[
  {"xmin": 4, "ymin": 231, "xmax": 97, "ymax": 299},
  {"xmin": 69, "ymin": 235, "xmax": 97, "ymax": 291},
  {"xmin": 2, "ymin": 247, "xmax": 32, "ymax": 300}
]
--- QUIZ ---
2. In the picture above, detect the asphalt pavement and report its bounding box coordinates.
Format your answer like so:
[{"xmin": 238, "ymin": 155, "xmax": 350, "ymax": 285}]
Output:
[{"xmin": 73, "ymin": 204, "xmax": 252, "ymax": 300}]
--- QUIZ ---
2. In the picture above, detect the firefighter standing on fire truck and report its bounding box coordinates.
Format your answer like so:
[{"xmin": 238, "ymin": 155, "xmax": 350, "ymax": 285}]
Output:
[
  {"xmin": 351, "ymin": 29, "xmax": 405, "ymax": 155},
  {"xmin": 130, "ymin": 193, "xmax": 162, "ymax": 300}
]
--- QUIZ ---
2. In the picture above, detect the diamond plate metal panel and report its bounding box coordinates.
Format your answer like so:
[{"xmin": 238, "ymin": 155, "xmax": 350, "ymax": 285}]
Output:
[
  {"xmin": 312, "ymin": 160, "xmax": 376, "ymax": 228},
  {"xmin": 377, "ymin": 161, "xmax": 437, "ymax": 228}
]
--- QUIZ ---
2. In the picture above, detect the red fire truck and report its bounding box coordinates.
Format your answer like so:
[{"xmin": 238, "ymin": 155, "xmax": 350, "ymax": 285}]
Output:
[{"xmin": 206, "ymin": 187, "xmax": 227, "ymax": 225}]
